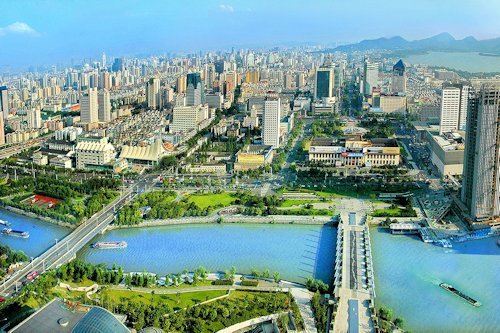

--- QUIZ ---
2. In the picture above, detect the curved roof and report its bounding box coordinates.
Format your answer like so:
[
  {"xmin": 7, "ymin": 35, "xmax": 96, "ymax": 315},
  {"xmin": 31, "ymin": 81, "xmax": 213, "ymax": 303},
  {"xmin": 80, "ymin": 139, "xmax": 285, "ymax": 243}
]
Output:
[
  {"xmin": 120, "ymin": 139, "xmax": 166, "ymax": 162},
  {"xmin": 72, "ymin": 307, "xmax": 129, "ymax": 333}
]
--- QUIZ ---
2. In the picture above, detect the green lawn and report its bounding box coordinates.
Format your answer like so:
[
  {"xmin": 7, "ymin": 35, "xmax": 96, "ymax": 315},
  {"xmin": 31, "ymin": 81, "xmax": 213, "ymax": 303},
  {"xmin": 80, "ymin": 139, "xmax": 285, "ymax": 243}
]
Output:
[
  {"xmin": 279, "ymin": 208, "xmax": 334, "ymax": 216},
  {"xmin": 102, "ymin": 289, "xmax": 228, "ymax": 310},
  {"xmin": 186, "ymin": 192, "xmax": 236, "ymax": 209},
  {"xmin": 372, "ymin": 207, "xmax": 417, "ymax": 217}
]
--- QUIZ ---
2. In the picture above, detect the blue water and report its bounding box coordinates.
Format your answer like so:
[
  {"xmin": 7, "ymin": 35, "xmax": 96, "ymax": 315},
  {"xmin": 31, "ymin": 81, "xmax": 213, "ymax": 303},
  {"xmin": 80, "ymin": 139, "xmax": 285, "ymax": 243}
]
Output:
[
  {"xmin": 371, "ymin": 227, "xmax": 500, "ymax": 333},
  {"xmin": 0, "ymin": 209, "xmax": 71, "ymax": 257},
  {"xmin": 403, "ymin": 51, "xmax": 500, "ymax": 73},
  {"xmin": 77, "ymin": 223, "xmax": 337, "ymax": 283}
]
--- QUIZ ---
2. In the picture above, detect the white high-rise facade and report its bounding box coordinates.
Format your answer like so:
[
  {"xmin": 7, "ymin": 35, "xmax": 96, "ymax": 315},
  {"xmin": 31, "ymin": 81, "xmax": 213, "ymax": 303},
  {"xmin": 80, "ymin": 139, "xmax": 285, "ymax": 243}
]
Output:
[
  {"xmin": 439, "ymin": 84, "xmax": 469, "ymax": 134},
  {"xmin": 263, "ymin": 94, "xmax": 281, "ymax": 148},
  {"xmin": 80, "ymin": 88, "xmax": 98, "ymax": 124},
  {"xmin": 363, "ymin": 60, "xmax": 379, "ymax": 96},
  {"xmin": 27, "ymin": 108, "xmax": 42, "ymax": 129},
  {"xmin": 98, "ymin": 89, "xmax": 111, "ymax": 122}
]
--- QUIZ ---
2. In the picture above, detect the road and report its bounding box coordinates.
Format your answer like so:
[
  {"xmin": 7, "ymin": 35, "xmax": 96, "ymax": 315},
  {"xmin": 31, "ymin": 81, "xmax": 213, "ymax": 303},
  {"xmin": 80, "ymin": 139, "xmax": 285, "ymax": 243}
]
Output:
[
  {"xmin": 0, "ymin": 174, "xmax": 158, "ymax": 298},
  {"xmin": 0, "ymin": 135, "xmax": 52, "ymax": 160}
]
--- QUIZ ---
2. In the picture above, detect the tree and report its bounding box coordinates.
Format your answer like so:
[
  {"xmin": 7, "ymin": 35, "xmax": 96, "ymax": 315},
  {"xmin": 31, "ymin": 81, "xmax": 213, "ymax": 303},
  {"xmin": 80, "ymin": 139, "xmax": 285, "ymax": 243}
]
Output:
[
  {"xmin": 273, "ymin": 271, "xmax": 280, "ymax": 283},
  {"xmin": 394, "ymin": 317, "xmax": 404, "ymax": 328}
]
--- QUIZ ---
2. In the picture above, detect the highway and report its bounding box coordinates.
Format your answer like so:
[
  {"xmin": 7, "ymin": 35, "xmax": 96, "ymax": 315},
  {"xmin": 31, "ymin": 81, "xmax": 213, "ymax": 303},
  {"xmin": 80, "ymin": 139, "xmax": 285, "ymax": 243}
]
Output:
[
  {"xmin": 0, "ymin": 135, "xmax": 52, "ymax": 160},
  {"xmin": 0, "ymin": 174, "xmax": 157, "ymax": 298}
]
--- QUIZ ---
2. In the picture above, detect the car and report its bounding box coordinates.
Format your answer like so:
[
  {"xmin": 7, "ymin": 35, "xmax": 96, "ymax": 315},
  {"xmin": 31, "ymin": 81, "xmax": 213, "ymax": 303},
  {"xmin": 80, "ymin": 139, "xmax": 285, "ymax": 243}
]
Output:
[{"xmin": 0, "ymin": 297, "xmax": 5, "ymax": 302}]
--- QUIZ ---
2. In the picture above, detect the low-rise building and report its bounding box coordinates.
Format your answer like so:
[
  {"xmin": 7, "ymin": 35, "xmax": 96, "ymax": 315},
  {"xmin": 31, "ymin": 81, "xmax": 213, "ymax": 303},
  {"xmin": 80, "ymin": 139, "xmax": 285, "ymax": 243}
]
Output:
[
  {"xmin": 428, "ymin": 131, "xmax": 465, "ymax": 176},
  {"xmin": 308, "ymin": 137, "xmax": 400, "ymax": 167},
  {"xmin": 49, "ymin": 156, "xmax": 73, "ymax": 169},
  {"xmin": 186, "ymin": 163, "xmax": 227, "ymax": 174},
  {"xmin": 234, "ymin": 144, "xmax": 274, "ymax": 171},
  {"xmin": 75, "ymin": 137, "xmax": 116, "ymax": 169},
  {"xmin": 120, "ymin": 138, "xmax": 168, "ymax": 167}
]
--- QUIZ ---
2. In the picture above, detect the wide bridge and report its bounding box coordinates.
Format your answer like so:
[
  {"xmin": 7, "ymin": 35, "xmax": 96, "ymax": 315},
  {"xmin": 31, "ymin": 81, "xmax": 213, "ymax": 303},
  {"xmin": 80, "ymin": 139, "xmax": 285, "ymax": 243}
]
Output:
[
  {"xmin": 330, "ymin": 211, "xmax": 377, "ymax": 333},
  {"xmin": 1, "ymin": 175, "xmax": 157, "ymax": 298}
]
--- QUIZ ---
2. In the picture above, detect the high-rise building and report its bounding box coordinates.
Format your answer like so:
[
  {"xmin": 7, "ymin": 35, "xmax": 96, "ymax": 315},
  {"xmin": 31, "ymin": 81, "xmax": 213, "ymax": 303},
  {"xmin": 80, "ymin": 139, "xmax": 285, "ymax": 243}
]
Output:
[
  {"xmin": 186, "ymin": 73, "xmax": 204, "ymax": 106},
  {"xmin": 176, "ymin": 75, "xmax": 187, "ymax": 94},
  {"xmin": 27, "ymin": 108, "xmax": 42, "ymax": 129},
  {"xmin": 314, "ymin": 66, "xmax": 334, "ymax": 100},
  {"xmin": 102, "ymin": 52, "xmax": 106, "ymax": 68},
  {"xmin": 171, "ymin": 105, "xmax": 209, "ymax": 133},
  {"xmin": 363, "ymin": 60, "xmax": 379, "ymax": 96},
  {"xmin": 439, "ymin": 84, "xmax": 469, "ymax": 134},
  {"xmin": 80, "ymin": 88, "xmax": 98, "ymax": 124},
  {"xmin": 98, "ymin": 89, "xmax": 111, "ymax": 122},
  {"xmin": 112, "ymin": 57, "xmax": 124, "ymax": 72},
  {"xmin": 263, "ymin": 93, "xmax": 281, "ymax": 147},
  {"xmin": 391, "ymin": 59, "xmax": 406, "ymax": 95},
  {"xmin": 146, "ymin": 77, "xmax": 160, "ymax": 109},
  {"xmin": 0, "ymin": 86, "xmax": 8, "ymax": 118},
  {"xmin": 0, "ymin": 113, "xmax": 5, "ymax": 145},
  {"xmin": 461, "ymin": 83, "xmax": 500, "ymax": 222}
]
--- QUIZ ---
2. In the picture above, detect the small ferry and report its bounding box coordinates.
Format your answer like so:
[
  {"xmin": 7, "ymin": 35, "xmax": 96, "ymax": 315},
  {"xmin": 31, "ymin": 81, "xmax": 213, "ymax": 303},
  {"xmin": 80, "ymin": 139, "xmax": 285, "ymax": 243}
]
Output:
[
  {"xmin": 91, "ymin": 241, "xmax": 127, "ymax": 249},
  {"xmin": 0, "ymin": 219, "xmax": 10, "ymax": 226},
  {"xmin": 439, "ymin": 283, "xmax": 481, "ymax": 307},
  {"xmin": 2, "ymin": 228, "xmax": 29, "ymax": 239}
]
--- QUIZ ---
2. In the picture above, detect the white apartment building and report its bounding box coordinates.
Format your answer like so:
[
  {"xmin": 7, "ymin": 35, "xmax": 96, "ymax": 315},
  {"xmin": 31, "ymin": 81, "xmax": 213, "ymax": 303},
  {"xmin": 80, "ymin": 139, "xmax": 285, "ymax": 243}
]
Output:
[
  {"xmin": 98, "ymin": 89, "xmax": 111, "ymax": 122},
  {"xmin": 170, "ymin": 105, "xmax": 209, "ymax": 133},
  {"xmin": 263, "ymin": 94, "xmax": 280, "ymax": 147},
  {"xmin": 439, "ymin": 84, "xmax": 469, "ymax": 134},
  {"xmin": 80, "ymin": 88, "xmax": 98, "ymax": 124}
]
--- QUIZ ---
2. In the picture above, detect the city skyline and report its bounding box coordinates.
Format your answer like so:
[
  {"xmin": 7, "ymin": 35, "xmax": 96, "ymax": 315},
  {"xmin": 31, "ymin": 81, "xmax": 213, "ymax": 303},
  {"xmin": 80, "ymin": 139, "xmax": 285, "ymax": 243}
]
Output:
[{"xmin": 1, "ymin": 0, "xmax": 500, "ymax": 70}]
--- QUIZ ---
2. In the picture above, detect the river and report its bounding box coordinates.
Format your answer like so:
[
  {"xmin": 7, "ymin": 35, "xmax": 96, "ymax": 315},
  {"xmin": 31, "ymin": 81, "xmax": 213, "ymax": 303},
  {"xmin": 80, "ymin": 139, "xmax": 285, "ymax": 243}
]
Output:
[
  {"xmin": 3, "ymin": 208, "xmax": 499, "ymax": 332},
  {"xmin": 371, "ymin": 227, "xmax": 500, "ymax": 333},
  {"xmin": 403, "ymin": 51, "xmax": 500, "ymax": 73},
  {"xmin": 77, "ymin": 223, "xmax": 337, "ymax": 283},
  {"xmin": 0, "ymin": 209, "xmax": 70, "ymax": 258}
]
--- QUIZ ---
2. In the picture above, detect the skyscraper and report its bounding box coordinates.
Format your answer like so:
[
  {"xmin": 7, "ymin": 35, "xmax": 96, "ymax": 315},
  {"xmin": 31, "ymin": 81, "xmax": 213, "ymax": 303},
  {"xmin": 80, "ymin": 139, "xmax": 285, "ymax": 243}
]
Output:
[
  {"xmin": 0, "ymin": 113, "xmax": 4, "ymax": 145},
  {"xmin": 112, "ymin": 57, "xmax": 124, "ymax": 72},
  {"xmin": 363, "ymin": 60, "xmax": 379, "ymax": 96},
  {"xmin": 391, "ymin": 59, "xmax": 406, "ymax": 95},
  {"xmin": 461, "ymin": 83, "xmax": 500, "ymax": 222},
  {"xmin": 98, "ymin": 89, "xmax": 111, "ymax": 122},
  {"xmin": 439, "ymin": 83, "xmax": 469, "ymax": 134},
  {"xmin": 0, "ymin": 86, "xmax": 8, "ymax": 119},
  {"xmin": 263, "ymin": 93, "xmax": 281, "ymax": 148},
  {"xmin": 80, "ymin": 88, "xmax": 98, "ymax": 124},
  {"xmin": 314, "ymin": 66, "xmax": 334, "ymax": 100},
  {"xmin": 146, "ymin": 77, "xmax": 160, "ymax": 109},
  {"xmin": 186, "ymin": 73, "xmax": 205, "ymax": 106},
  {"xmin": 102, "ymin": 52, "xmax": 106, "ymax": 68}
]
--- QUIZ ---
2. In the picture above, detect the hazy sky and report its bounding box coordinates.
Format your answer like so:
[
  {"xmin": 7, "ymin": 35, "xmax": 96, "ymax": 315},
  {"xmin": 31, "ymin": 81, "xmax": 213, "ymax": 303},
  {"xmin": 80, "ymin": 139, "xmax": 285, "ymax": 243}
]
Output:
[{"xmin": 1, "ymin": 0, "xmax": 499, "ymax": 70}]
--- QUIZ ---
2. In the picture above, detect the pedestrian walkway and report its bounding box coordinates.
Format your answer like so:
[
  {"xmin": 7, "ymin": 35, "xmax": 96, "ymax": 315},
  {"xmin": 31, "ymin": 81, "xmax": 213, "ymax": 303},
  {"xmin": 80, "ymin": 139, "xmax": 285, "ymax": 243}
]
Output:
[{"xmin": 290, "ymin": 288, "xmax": 318, "ymax": 333}]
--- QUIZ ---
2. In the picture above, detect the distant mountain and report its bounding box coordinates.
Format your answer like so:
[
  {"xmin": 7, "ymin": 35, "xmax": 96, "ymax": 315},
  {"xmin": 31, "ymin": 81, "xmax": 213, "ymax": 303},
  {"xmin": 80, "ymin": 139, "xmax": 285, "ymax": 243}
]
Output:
[{"xmin": 326, "ymin": 33, "xmax": 500, "ymax": 54}]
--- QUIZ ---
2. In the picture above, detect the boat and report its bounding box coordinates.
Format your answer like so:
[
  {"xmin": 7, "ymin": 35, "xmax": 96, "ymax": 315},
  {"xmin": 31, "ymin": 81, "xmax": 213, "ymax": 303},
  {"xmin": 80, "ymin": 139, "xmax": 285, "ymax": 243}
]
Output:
[
  {"xmin": 439, "ymin": 283, "xmax": 481, "ymax": 307},
  {"xmin": 0, "ymin": 219, "xmax": 10, "ymax": 226},
  {"xmin": 91, "ymin": 241, "xmax": 127, "ymax": 249},
  {"xmin": 2, "ymin": 228, "xmax": 29, "ymax": 239}
]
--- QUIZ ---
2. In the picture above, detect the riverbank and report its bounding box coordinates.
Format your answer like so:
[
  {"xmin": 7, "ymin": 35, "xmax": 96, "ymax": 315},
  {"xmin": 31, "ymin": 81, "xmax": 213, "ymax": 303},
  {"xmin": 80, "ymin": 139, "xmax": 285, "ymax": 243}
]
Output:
[
  {"xmin": 1, "ymin": 206, "xmax": 75, "ymax": 229},
  {"xmin": 107, "ymin": 214, "xmax": 335, "ymax": 230}
]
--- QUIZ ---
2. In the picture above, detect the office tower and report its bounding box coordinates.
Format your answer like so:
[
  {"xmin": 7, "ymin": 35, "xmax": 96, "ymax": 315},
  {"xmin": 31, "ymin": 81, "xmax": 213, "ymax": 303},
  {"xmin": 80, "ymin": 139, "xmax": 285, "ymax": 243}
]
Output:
[
  {"xmin": 186, "ymin": 73, "xmax": 204, "ymax": 106},
  {"xmin": 176, "ymin": 75, "xmax": 187, "ymax": 94},
  {"xmin": 102, "ymin": 52, "xmax": 106, "ymax": 68},
  {"xmin": 461, "ymin": 83, "xmax": 500, "ymax": 222},
  {"xmin": 0, "ymin": 86, "xmax": 8, "ymax": 118},
  {"xmin": 0, "ymin": 113, "xmax": 4, "ymax": 145},
  {"xmin": 171, "ymin": 105, "xmax": 208, "ymax": 133},
  {"xmin": 100, "ymin": 71, "xmax": 110, "ymax": 90},
  {"xmin": 439, "ymin": 84, "xmax": 469, "ymax": 134},
  {"xmin": 314, "ymin": 66, "xmax": 334, "ymax": 100},
  {"xmin": 146, "ymin": 77, "xmax": 160, "ymax": 109},
  {"xmin": 161, "ymin": 86, "xmax": 174, "ymax": 107},
  {"xmin": 112, "ymin": 57, "xmax": 124, "ymax": 72},
  {"xmin": 391, "ymin": 59, "xmax": 407, "ymax": 95},
  {"xmin": 98, "ymin": 89, "xmax": 111, "ymax": 122},
  {"xmin": 363, "ymin": 59, "xmax": 379, "ymax": 96},
  {"xmin": 263, "ymin": 93, "xmax": 281, "ymax": 147},
  {"xmin": 80, "ymin": 88, "xmax": 98, "ymax": 123},
  {"xmin": 27, "ymin": 108, "xmax": 42, "ymax": 128}
]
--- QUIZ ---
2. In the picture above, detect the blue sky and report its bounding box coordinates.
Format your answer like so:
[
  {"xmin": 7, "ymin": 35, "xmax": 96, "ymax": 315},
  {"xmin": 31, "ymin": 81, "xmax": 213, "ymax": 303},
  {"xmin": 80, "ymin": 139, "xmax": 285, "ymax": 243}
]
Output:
[{"xmin": 0, "ymin": 0, "xmax": 499, "ymax": 70}]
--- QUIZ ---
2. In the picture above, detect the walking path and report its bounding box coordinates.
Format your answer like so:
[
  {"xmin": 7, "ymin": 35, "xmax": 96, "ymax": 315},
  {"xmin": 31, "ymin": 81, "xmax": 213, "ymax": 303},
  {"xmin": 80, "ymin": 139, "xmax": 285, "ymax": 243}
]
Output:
[{"xmin": 290, "ymin": 288, "xmax": 318, "ymax": 333}]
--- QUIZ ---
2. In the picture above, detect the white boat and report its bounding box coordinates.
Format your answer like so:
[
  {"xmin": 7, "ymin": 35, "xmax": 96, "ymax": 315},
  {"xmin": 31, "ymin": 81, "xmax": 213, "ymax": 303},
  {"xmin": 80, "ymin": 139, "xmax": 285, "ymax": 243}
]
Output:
[{"xmin": 0, "ymin": 219, "xmax": 10, "ymax": 226}]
